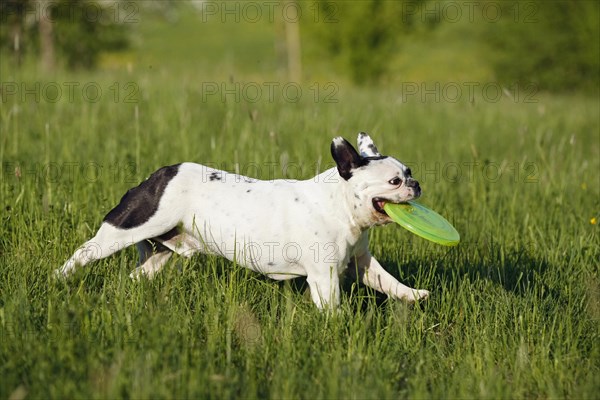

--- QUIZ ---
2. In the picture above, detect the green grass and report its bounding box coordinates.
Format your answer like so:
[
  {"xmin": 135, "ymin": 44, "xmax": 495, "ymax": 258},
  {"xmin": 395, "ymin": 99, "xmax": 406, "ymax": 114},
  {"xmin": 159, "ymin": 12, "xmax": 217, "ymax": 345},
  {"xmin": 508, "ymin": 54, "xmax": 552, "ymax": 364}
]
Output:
[{"xmin": 1, "ymin": 5, "xmax": 599, "ymax": 399}]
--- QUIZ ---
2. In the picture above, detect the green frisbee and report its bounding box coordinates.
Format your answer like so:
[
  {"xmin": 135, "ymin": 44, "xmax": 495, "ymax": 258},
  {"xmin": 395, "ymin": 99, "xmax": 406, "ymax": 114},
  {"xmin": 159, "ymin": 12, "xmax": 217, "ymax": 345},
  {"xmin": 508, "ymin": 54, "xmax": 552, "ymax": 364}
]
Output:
[{"xmin": 383, "ymin": 201, "xmax": 460, "ymax": 246}]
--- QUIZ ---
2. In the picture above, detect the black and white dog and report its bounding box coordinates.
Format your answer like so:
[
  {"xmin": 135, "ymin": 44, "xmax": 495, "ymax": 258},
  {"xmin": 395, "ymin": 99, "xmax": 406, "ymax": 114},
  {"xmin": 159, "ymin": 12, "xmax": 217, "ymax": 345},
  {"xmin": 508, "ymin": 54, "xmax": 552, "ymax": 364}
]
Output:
[{"xmin": 58, "ymin": 133, "xmax": 429, "ymax": 309}]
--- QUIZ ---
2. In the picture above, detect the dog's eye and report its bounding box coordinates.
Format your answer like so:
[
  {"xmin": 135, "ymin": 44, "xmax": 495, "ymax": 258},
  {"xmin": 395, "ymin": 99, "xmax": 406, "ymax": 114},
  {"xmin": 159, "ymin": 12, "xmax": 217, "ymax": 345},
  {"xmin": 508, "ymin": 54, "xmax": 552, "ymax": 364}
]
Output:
[{"xmin": 389, "ymin": 177, "xmax": 402, "ymax": 186}]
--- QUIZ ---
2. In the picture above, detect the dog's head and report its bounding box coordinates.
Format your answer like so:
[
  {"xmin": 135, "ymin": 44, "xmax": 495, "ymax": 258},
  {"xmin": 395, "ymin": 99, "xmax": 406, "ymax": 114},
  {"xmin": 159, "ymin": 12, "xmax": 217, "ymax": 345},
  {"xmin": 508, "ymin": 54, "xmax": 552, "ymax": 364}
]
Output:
[{"xmin": 331, "ymin": 132, "xmax": 421, "ymax": 226}]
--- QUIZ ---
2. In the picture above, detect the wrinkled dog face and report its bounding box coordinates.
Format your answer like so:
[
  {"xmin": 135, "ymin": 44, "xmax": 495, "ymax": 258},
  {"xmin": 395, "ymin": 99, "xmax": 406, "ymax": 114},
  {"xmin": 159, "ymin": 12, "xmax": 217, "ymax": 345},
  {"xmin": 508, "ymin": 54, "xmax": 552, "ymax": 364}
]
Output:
[
  {"xmin": 353, "ymin": 157, "xmax": 421, "ymax": 221},
  {"xmin": 331, "ymin": 133, "xmax": 421, "ymax": 225}
]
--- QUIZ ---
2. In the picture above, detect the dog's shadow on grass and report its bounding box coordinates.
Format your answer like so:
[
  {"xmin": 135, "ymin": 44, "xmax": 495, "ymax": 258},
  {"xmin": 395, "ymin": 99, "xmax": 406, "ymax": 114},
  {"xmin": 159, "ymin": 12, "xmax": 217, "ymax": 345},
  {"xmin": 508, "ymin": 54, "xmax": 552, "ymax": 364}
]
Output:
[
  {"xmin": 382, "ymin": 240, "xmax": 555, "ymax": 299},
  {"xmin": 225, "ymin": 240, "xmax": 553, "ymax": 309},
  {"xmin": 167, "ymin": 240, "xmax": 556, "ymax": 312}
]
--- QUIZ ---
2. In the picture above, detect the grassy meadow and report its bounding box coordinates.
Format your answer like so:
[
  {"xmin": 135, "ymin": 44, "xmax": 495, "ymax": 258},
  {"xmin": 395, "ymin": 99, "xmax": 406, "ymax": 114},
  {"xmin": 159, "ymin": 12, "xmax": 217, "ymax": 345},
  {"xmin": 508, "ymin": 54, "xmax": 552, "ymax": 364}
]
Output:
[{"xmin": 1, "ymin": 4, "xmax": 599, "ymax": 399}]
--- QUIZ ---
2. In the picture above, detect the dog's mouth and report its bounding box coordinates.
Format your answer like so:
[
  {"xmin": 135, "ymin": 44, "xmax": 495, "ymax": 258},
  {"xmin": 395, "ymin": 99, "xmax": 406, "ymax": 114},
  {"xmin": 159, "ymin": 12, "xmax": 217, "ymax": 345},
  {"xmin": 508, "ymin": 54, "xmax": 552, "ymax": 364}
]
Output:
[
  {"xmin": 372, "ymin": 197, "xmax": 392, "ymax": 215},
  {"xmin": 373, "ymin": 197, "xmax": 415, "ymax": 216}
]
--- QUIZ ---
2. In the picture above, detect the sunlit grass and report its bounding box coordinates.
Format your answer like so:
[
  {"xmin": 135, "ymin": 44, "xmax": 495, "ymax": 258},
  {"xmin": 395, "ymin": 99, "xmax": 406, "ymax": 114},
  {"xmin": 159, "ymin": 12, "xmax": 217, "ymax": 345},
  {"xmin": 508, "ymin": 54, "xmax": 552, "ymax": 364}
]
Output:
[{"xmin": 1, "ymin": 6, "xmax": 598, "ymax": 398}]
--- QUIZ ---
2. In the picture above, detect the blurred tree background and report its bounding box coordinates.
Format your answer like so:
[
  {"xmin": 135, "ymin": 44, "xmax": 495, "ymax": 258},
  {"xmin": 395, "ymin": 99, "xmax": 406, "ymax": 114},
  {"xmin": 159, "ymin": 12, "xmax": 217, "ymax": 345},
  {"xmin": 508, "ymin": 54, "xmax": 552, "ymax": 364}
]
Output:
[
  {"xmin": 487, "ymin": 0, "xmax": 600, "ymax": 92},
  {"xmin": 0, "ymin": 0, "xmax": 129, "ymax": 69},
  {"xmin": 301, "ymin": 0, "xmax": 599, "ymax": 92},
  {"xmin": 0, "ymin": 0, "xmax": 598, "ymax": 93},
  {"xmin": 300, "ymin": 0, "xmax": 432, "ymax": 84}
]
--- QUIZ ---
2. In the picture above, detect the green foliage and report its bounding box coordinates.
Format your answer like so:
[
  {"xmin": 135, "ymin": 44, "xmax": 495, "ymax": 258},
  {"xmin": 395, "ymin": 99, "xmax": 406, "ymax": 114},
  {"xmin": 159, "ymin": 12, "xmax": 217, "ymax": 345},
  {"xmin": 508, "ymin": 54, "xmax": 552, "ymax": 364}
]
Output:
[
  {"xmin": 0, "ymin": 0, "xmax": 129, "ymax": 69},
  {"xmin": 1, "ymin": 62, "xmax": 598, "ymax": 398},
  {"xmin": 51, "ymin": 0, "xmax": 129, "ymax": 69},
  {"xmin": 487, "ymin": 0, "xmax": 600, "ymax": 93},
  {"xmin": 301, "ymin": 0, "xmax": 599, "ymax": 92},
  {"xmin": 302, "ymin": 0, "xmax": 430, "ymax": 84},
  {"xmin": 0, "ymin": 0, "xmax": 31, "ymax": 54},
  {"xmin": 0, "ymin": 5, "xmax": 598, "ymax": 398}
]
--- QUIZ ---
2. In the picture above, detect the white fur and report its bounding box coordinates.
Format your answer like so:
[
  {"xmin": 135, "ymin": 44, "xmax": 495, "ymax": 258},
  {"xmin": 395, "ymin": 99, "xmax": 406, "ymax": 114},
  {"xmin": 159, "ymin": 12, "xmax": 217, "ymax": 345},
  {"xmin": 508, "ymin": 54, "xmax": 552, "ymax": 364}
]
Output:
[{"xmin": 57, "ymin": 133, "xmax": 429, "ymax": 310}]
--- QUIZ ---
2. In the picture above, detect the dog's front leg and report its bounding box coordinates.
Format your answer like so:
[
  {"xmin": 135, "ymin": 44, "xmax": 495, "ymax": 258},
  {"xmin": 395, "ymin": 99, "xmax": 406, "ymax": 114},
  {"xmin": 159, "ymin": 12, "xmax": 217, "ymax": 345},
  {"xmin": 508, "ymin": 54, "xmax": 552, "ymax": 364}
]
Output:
[
  {"xmin": 306, "ymin": 266, "xmax": 341, "ymax": 311},
  {"xmin": 352, "ymin": 252, "xmax": 429, "ymax": 303}
]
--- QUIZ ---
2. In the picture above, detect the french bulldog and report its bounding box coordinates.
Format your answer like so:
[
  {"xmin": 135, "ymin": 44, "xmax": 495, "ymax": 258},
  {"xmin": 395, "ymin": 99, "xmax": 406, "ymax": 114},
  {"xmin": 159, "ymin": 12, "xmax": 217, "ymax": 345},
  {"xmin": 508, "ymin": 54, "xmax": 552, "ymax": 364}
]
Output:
[{"xmin": 57, "ymin": 132, "xmax": 429, "ymax": 309}]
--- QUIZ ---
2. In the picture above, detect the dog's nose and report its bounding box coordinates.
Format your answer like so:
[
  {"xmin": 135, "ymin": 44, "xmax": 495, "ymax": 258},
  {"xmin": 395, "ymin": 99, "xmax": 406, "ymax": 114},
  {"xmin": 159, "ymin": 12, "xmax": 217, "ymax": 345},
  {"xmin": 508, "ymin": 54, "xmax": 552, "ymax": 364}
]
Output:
[
  {"xmin": 407, "ymin": 179, "xmax": 419, "ymax": 189},
  {"xmin": 407, "ymin": 179, "xmax": 421, "ymax": 195}
]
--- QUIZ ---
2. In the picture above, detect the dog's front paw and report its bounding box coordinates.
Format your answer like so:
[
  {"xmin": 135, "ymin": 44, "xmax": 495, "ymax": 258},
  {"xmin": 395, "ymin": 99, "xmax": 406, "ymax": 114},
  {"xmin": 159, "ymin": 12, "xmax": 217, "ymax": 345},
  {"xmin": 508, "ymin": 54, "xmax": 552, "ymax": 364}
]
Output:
[
  {"xmin": 416, "ymin": 289, "xmax": 430, "ymax": 300},
  {"xmin": 54, "ymin": 262, "xmax": 74, "ymax": 278},
  {"xmin": 53, "ymin": 268, "xmax": 65, "ymax": 279},
  {"xmin": 407, "ymin": 289, "xmax": 429, "ymax": 303}
]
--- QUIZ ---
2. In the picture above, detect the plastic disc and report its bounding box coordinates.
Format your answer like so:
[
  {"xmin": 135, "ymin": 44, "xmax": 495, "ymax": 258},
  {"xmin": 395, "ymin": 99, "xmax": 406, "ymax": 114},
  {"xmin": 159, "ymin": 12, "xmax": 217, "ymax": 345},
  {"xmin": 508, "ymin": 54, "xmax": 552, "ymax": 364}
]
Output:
[{"xmin": 383, "ymin": 201, "xmax": 460, "ymax": 246}]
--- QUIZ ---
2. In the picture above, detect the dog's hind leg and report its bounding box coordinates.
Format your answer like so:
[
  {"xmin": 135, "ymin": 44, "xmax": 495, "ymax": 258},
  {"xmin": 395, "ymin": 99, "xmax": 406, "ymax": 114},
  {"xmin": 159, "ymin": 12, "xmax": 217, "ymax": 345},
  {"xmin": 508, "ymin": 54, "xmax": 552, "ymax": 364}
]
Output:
[
  {"xmin": 56, "ymin": 222, "xmax": 178, "ymax": 277},
  {"xmin": 128, "ymin": 223, "xmax": 203, "ymax": 279},
  {"xmin": 129, "ymin": 240, "xmax": 173, "ymax": 279},
  {"xmin": 57, "ymin": 163, "xmax": 183, "ymax": 277}
]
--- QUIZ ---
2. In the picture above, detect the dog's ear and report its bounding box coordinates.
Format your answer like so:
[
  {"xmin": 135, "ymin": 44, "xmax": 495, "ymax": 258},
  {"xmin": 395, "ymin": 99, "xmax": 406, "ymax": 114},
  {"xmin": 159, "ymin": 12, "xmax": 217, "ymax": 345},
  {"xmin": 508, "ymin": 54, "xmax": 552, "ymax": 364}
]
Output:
[
  {"xmin": 357, "ymin": 132, "xmax": 382, "ymax": 157},
  {"xmin": 331, "ymin": 137, "xmax": 365, "ymax": 180}
]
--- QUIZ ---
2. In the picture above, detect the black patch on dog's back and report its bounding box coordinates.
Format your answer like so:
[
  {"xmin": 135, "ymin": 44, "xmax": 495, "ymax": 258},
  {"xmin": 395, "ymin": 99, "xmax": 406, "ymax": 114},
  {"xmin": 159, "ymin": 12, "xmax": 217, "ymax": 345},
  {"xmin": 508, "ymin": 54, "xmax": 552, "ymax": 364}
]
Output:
[{"xmin": 104, "ymin": 164, "xmax": 181, "ymax": 229}]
